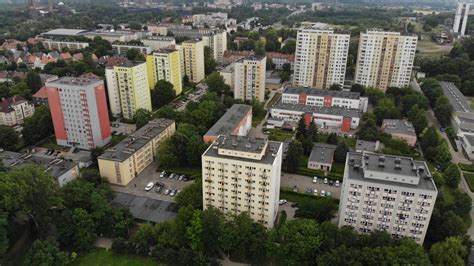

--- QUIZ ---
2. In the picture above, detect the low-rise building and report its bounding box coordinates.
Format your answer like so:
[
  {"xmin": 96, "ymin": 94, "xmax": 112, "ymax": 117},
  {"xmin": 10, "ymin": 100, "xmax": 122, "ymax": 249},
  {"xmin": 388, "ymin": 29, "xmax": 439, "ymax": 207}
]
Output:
[
  {"xmin": 202, "ymin": 135, "xmax": 283, "ymax": 228},
  {"xmin": 355, "ymin": 140, "xmax": 384, "ymax": 153},
  {"xmin": 98, "ymin": 119, "xmax": 176, "ymax": 186},
  {"xmin": 112, "ymin": 44, "xmax": 152, "ymax": 56},
  {"xmin": 42, "ymin": 39, "xmax": 90, "ymax": 52},
  {"xmin": 0, "ymin": 96, "xmax": 35, "ymax": 126},
  {"xmin": 266, "ymin": 52, "xmax": 295, "ymax": 70},
  {"xmin": 222, "ymin": 50, "xmax": 254, "ymax": 65},
  {"xmin": 32, "ymin": 87, "xmax": 49, "ymax": 106},
  {"xmin": 307, "ymin": 143, "xmax": 336, "ymax": 171},
  {"xmin": 1, "ymin": 150, "xmax": 80, "ymax": 187},
  {"xmin": 81, "ymin": 30, "xmax": 149, "ymax": 43},
  {"xmin": 141, "ymin": 36, "xmax": 176, "ymax": 50},
  {"xmin": 381, "ymin": 119, "xmax": 417, "ymax": 147},
  {"xmin": 338, "ymin": 151, "xmax": 438, "ymax": 244},
  {"xmin": 204, "ymin": 104, "xmax": 252, "ymax": 143}
]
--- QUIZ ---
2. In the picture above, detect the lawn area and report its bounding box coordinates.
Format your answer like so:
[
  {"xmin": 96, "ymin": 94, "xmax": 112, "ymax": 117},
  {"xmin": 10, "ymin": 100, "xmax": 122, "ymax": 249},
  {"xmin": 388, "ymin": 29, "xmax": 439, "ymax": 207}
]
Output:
[
  {"xmin": 463, "ymin": 172, "xmax": 474, "ymax": 192},
  {"xmin": 266, "ymin": 92, "xmax": 281, "ymax": 108},
  {"xmin": 38, "ymin": 136, "xmax": 67, "ymax": 151},
  {"xmin": 266, "ymin": 128, "xmax": 294, "ymax": 142},
  {"xmin": 156, "ymin": 166, "xmax": 202, "ymax": 179},
  {"xmin": 459, "ymin": 163, "xmax": 474, "ymax": 173},
  {"xmin": 72, "ymin": 249, "xmax": 158, "ymax": 266},
  {"xmin": 317, "ymin": 133, "xmax": 356, "ymax": 148},
  {"xmin": 417, "ymin": 39, "xmax": 452, "ymax": 58}
]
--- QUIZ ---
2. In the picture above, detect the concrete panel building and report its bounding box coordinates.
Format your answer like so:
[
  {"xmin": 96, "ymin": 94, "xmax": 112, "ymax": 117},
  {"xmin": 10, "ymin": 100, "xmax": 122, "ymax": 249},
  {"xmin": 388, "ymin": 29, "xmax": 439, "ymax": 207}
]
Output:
[
  {"xmin": 112, "ymin": 44, "xmax": 152, "ymax": 56},
  {"xmin": 42, "ymin": 39, "xmax": 89, "ymax": 52},
  {"xmin": 202, "ymin": 135, "xmax": 283, "ymax": 228},
  {"xmin": 338, "ymin": 152, "xmax": 438, "ymax": 244},
  {"xmin": 453, "ymin": 3, "xmax": 470, "ymax": 37},
  {"xmin": 203, "ymin": 104, "xmax": 252, "ymax": 143},
  {"xmin": 182, "ymin": 40, "xmax": 205, "ymax": 83},
  {"xmin": 141, "ymin": 36, "xmax": 176, "ymax": 51},
  {"xmin": 293, "ymin": 22, "xmax": 350, "ymax": 89},
  {"xmin": 98, "ymin": 119, "xmax": 175, "ymax": 186},
  {"xmin": 234, "ymin": 55, "xmax": 266, "ymax": 102},
  {"xmin": 355, "ymin": 30, "xmax": 417, "ymax": 91},
  {"xmin": 46, "ymin": 77, "xmax": 111, "ymax": 150},
  {"xmin": 381, "ymin": 119, "xmax": 417, "ymax": 147},
  {"xmin": 146, "ymin": 48, "xmax": 183, "ymax": 95},
  {"xmin": 202, "ymin": 30, "xmax": 227, "ymax": 63}
]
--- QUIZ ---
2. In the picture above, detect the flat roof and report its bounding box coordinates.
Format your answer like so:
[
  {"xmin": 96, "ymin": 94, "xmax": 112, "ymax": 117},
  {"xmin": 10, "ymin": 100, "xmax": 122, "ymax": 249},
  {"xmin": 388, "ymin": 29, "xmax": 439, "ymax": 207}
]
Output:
[
  {"xmin": 284, "ymin": 86, "xmax": 361, "ymax": 100},
  {"xmin": 308, "ymin": 143, "xmax": 336, "ymax": 164},
  {"xmin": 203, "ymin": 135, "xmax": 282, "ymax": 165},
  {"xmin": 347, "ymin": 151, "xmax": 437, "ymax": 191},
  {"xmin": 46, "ymin": 76, "xmax": 102, "ymax": 87},
  {"xmin": 205, "ymin": 104, "xmax": 252, "ymax": 137},
  {"xmin": 237, "ymin": 55, "xmax": 266, "ymax": 62},
  {"xmin": 114, "ymin": 60, "xmax": 146, "ymax": 68},
  {"xmin": 382, "ymin": 119, "xmax": 416, "ymax": 137},
  {"xmin": 355, "ymin": 140, "xmax": 384, "ymax": 153},
  {"xmin": 440, "ymin": 81, "xmax": 471, "ymax": 113},
  {"xmin": 465, "ymin": 134, "xmax": 474, "ymax": 146},
  {"xmin": 457, "ymin": 112, "xmax": 474, "ymax": 132},
  {"xmin": 1, "ymin": 150, "xmax": 78, "ymax": 179},
  {"xmin": 272, "ymin": 99, "xmax": 361, "ymax": 118},
  {"xmin": 99, "ymin": 118, "xmax": 174, "ymax": 162},
  {"xmin": 41, "ymin": 28, "xmax": 87, "ymax": 36}
]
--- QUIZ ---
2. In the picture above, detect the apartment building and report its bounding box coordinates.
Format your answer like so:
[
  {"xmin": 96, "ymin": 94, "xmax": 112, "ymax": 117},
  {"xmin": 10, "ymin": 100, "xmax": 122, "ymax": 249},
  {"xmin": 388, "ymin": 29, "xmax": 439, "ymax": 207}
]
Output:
[
  {"xmin": 81, "ymin": 30, "xmax": 149, "ymax": 43},
  {"xmin": 146, "ymin": 48, "xmax": 183, "ymax": 95},
  {"xmin": 234, "ymin": 55, "xmax": 266, "ymax": 102},
  {"xmin": 453, "ymin": 3, "xmax": 470, "ymax": 37},
  {"xmin": 42, "ymin": 39, "xmax": 89, "ymax": 52},
  {"xmin": 46, "ymin": 77, "xmax": 111, "ymax": 150},
  {"xmin": 355, "ymin": 30, "xmax": 417, "ymax": 91},
  {"xmin": 112, "ymin": 44, "xmax": 152, "ymax": 56},
  {"xmin": 338, "ymin": 152, "xmax": 438, "ymax": 244},
  {"xmin": 281, "ymin": 86, "xmax": 368, "ymax": 112},
  {"xmin": 141, "ymin": 36, "xmax": 176, "ymax": 50},
  {"xmin": 203, "ymin": 104, "xmax": 252, "ymax": 143},
  {"xmin": 381, "ymin": 119, "xmax": 417, "ymax": 147},
  {"xmin": 202, "ymin": 135, "xmax": 283, "ymax": 228},
  {"xmin": 192, "ymin": 12, "xmax": 229, "ymax": 27},
  {"xmin": 293, "ymin": 22, "xmax": 350, "ymax": 89},
  {"xmin": 202, "ymin": 30, "xmax": 227, "ymax": 63},
  {"xmin": 182, "ymin": 40, "xmax": 205, "ymax": 83},
  {"xmin": 105, "ymin": 61, "xmax": 152, "ymax": 119},
  {"xmin": 0, "ymin": 96, "xmax": 35, "ymax": 126},
  {"xmin": 266, "ymin": 52, "xmax": 295, "ymax": 70},
  {"xmin": 98, "ymin": 119, "xmax": 175, "ymax": 186}
]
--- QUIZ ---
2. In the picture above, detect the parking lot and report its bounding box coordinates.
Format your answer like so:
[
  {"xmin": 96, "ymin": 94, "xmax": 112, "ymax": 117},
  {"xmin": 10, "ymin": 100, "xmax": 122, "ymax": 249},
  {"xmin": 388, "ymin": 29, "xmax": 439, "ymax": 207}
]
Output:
[
  {"xmin": 110, "ymin": 121, "xmax": 136, "ymax": 135},
  {"xmin": 110, "ymin": 161, "xmax": 194, "ymax": 203},
  {"xmin": 280, "ymin": 173, "xmax": 342, "ymax": 199}
]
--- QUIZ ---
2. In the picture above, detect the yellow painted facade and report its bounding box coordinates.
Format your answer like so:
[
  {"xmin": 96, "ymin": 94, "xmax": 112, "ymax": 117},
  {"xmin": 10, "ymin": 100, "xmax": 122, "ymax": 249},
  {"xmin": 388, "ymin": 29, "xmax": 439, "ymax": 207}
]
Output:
[
  {"xmin": 146, "ymin": 50, "xmax": 183, "ymax": 95},
  {"xmin": 182, "ymin": 40, "xmax": 205, "ymax": 83}
]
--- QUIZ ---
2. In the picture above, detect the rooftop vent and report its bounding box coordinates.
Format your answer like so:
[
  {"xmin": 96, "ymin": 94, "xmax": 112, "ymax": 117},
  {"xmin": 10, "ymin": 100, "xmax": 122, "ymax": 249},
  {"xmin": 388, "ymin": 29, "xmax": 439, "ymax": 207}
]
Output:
[{"xmin": 395, "ymin": 164, "xmax": 402, "ymax": 170}]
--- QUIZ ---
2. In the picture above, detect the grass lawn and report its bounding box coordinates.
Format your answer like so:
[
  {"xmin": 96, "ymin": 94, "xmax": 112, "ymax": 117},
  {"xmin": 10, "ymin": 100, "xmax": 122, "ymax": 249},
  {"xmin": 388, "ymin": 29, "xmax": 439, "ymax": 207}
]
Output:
[
  {"xmin": 156, "ymin": 166, "xmax": 202, "ymax": 179},
  {"xmin": 459, "ymin": 163, "xmax": 474, "ymax": 173},
  {"xmin": 72, "ymin": 249, "xmax": 158, "ymax": 266},
  {"xmin": 317, "ymin": 133, "xmax": 356, "ymax": 148},
  {"xmin": 417, "ymin": 39, "xmax": 452, "ymax": 58},
  {"xmin": 463, "ymin": 172, "xmax": 474, "ymax": 192},
  {"xmin": 38, "ymin": 136, "xmax": 67, "ymax": 151},
  {"xmin": 267, "ymin": 128, "xmax": 294, "ymax": 142},
  {"xmin": 252, "ymin": 113, "xmax": 265, "ymax": 127},
  {"xmin": 266, "ymin": 92, "xmax": 281, "ymax": 108}
]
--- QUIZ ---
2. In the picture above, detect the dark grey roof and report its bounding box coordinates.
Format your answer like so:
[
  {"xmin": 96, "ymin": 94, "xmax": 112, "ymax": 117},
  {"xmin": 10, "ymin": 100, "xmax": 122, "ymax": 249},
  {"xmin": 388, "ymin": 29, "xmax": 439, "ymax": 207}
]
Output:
[
  {"xmin": 46, "ymin": 76, "xmax": 102, "ymax": 87},
  {"xmin": 236, "ymin": 55, "xmax": 266, "ymax": 62},
  {"xmin": 456, "ymin": 112, "xmax": 474, "ymax": 132},
  {"xmin": 205, "ymin": 104, "xmax": 252, "ymax": 138},
  {"xmin": 355, "ymin": 140, "xmax": 384, "ymax": 153},
  {"xmin": 41, "ymin": 28, "xmax": 87, "ymax": 36},
  {"xmin": 99, "ymin": 119, "xmax": 175, "ymax": 162},
  {"xmin": 284, "ymin": 86, "xmax": 361, "ymax": 99},
  {"xmin": 465, "ymin": 134, "xmax": 474, "ymax": 146},
  {"xmin": 439, "ymin": 81, "xmax": 471, "ymax": 113},
  {"xmin": 308, "ymin": 143, "xmax": 336, "ymax": 164},
  {"xmin": 203, "ymin": 135, "xmax": 282, "ymax": 165},
  {"xmin": 272, "ymin": 100, "xmax": 361, "ymax": 118},
  {"xmin": 111, "ymin": 192, "xmax": 177, "ymax": 223},
  {"xmin": 346, "ymin": 152, "xmax": 437, "ymax": 191},
  {"xmin": 382, "ymin": 119, "xmax": 416, "ymax": 137}
]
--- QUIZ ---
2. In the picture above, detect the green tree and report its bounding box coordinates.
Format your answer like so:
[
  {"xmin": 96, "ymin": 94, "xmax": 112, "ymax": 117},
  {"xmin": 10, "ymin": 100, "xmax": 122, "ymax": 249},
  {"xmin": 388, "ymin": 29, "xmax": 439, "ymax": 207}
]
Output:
[
  {"xmin": 285, "ymin": 140, "xmax": 303, "ymax": 173},
  {"xmin": 373, "ymin": 97, "xmax": 400, "ymax": 125},
  {"xmin": 175, "ymin": 179, "xmax": 203, "ymax": 209},
  {"xmin": 326, "ymin": 132, "xmax": 338, "ymax": 145},
  {"xmin": 434, "ymin": 96, "xmax": 453, "ymax": 128},
  {"xmin": 126, "ymin": 49, "xmax": 145, "ymax": 61},
  {"xmin": 156, "ymin": 140, "xmax": 178, "ymax": 168},
  {"xmin": 266, "ymin": 58, "xmax": 275, "ymax": 70},
  {"xmin": 201, "ymin": 208, "xmax": 224, "ymax": 257},
  {"xmin": 23, "ymin": 240, "xmax": 70, "ymax": 266},
  {"xmin": 295, "ymin": 115, "xmax": 307, "ymax": 141},
  {"xmin": 71, "ymin": 208, "xmax": 97, "ymax": 251},
  {"xmin": 152, "ymin": 80, "xmax": 176, "ymax": 109},
  {"xmin": 268, "ymin": 219, "xmax": 322, "ymax": 265},
  {"xmin": 407, "ymin": 104, "xmax": 428, "ymax": 135},
  {"xmin": 280, "ymin": 39, "xmax": 296, "ymax": 54},
  {"xmin": 0, "ymin": 212, "xmax": 7, "ymax": 258},
  {"xmin": 307, "ymin": 121, "xmax": 318, "ymax": 142},
  {"xmin": 25, "ymin": 71, "xmax": 42, "ymax": 93},
  {"xmin": 204, "ymin": 46, "xmax": 217, "ymax": 75},
  {"xmin": 443, "ymin": 164, "xmax": 461, "ymax": 188},
  {"xmin": 9, "ymin": 82, "xmax": 32, "ymax": 99},
  {"xmin": 129, "ymin": 21, "xmax": 142, "ymax": 30},
  {"xmin": 133, "ymin": 108, "xmax": 151, "ymax": 129},
  {"xmin": 334, "ymin": 142, "xmax": 349, "ymax": 163},
  {"xmin": 170, "ymin": 132, "xmax": 190, "ymax": 164},
  {"xmin": 186, "ymin": 211, "xmax": 206, "ymax": 265},
  {"xmin": 350, "ymin": 84, "xmax": 365, "ymax": 95},
  {"xmin": 205, "ymin": 72, "xmax": 230, "ymax": 96},
  {"xmin": 0, "ymin": 125, "xmax": 20, "ymax": 150},
  {"xmin": 365, "ymin": 87, "xmax": 385, "ymax": 105},
  {"xmin": 255, "ymin": 40, "xmax": 266, "ymax": 56},
  {"xmin": 328, "ymin": 84, "xmax": 342, "ymax": 91},
  {"xmin": 356, "ymin": 113, "xmax": 380, "ymax": 141},
  {"xmin": 420, "ymin": 126, "xmax": 441, "ymax": 151},
  {"xmin": 186, "ymin": 135, "xmax": 207, "ymax": 167},
  {"xmin": 433, "ymin": 141, "xmax": 452, "ymax": 168},
  {"xmin": 22, "ymin": 105, "xmax": 53, "ymax": 146},
  {"xmin": 430, "ymin": 237, "xmax": 468, "ymax": 266},
  {"xmin": 294, "ymin": 198, "xmax": 337, "ymax": 222}
]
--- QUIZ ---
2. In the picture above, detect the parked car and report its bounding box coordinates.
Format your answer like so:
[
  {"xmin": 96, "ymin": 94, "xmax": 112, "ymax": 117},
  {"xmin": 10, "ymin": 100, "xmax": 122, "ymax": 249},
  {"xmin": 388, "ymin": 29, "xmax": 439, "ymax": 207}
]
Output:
[
  {"xmin": 335, "ymin": 180, "xmax": 340, "ymax": 187},
  {"xmin": 326, "ymin": 191, "xmax": 332, "ymax": 197},
  {"xmin": 179, "ymin": 175, "xmax": 185, "ymax": 181},
  {"xmin": 174, "ymin": 174, "xmax": 179, "ymax": 180},
  {"xmin": 291, "ymin": 202, "xmax": 299, "ymax": 208},
  {"xmin": 169, "ymin": 173, "xmax": 175, "ymax": 179},
  {"xmin": 155, "ymin": 185, "xmax": 162, "ymax": 193},
  {"xmin": 279, "ymin": 199, "xmax": 287, "ymax": 205},
  {"xmin": 169, "ymin": 189, "xmax": 177, "ymax": 196},
  {"xmin": 329, "ymin": 180, "xmax": 334, "ymax": 186},
  {"xmin": 321, "ymin": 190, "xmax": 326, "ymax": 197},
  {"xmin": 323, "ymin": 178, "xmax": 328, "ymax": 184},
  {"xmin": 145, "ymin": 182, "xmax": 154, "ymax": 191},
  {"xmin": 312, "ymin": 176, "xmax": 318, "ymax": 183},
  {"xmin": 313, "ymin": 189, "xmax": 318, "ymax": 196},
  {"xmin": 164, "ymin": 189, "xmax": 170, "ymax": 195},
  {"xmin": 292, "ymin": 186, "xmax": 298, "ymax": 192},
  {"xmin": 305, "ymin": 188, "xmax": 312, "ymax": 194},
  {"xmin": 160, "ymin": 171, "xmax": 167, "ymax": 178},
  {"xmin": 183, "ymin": 176, "xmax": 189, "ymax": 181}
]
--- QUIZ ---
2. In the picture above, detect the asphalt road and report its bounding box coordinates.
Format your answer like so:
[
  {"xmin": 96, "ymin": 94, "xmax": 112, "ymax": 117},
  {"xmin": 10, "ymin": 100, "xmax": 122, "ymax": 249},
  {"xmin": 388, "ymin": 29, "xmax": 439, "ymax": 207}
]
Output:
[{"xmin": 280, "ymin": 172, "xmax": 341, "ymax": 199}]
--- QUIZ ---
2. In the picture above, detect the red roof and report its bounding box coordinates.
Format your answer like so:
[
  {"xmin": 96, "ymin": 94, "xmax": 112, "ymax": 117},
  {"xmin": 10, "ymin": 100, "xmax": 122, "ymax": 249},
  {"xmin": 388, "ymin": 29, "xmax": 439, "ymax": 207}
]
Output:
[
  {"xmin": 72, "ymin": 53, "xmax": 83, "ymax": 60},
  {"xmin": 32, "ymin": 86, "xmax": 48, "ymax": 99},
  {"xmin": 266, "ymin": 52, "xmax": 295, "ymax": 61},
  {"xmin": 60, "ymin": 52, "xmax": 72, "ymax": 60},
  {"xmin": 105, "ymin": 56, "xmax": 128, "ymax": 67},
  {"xmin": 80, "ymin": 72, "xmax": 100, "ymax": 79}
]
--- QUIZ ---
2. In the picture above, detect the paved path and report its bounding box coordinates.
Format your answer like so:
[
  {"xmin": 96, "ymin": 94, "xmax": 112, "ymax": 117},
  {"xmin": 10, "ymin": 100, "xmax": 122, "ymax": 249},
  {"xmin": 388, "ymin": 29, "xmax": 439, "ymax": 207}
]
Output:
[{"xmin": 94, "ymin": 237, "xmax": 113, "ymax": 250}]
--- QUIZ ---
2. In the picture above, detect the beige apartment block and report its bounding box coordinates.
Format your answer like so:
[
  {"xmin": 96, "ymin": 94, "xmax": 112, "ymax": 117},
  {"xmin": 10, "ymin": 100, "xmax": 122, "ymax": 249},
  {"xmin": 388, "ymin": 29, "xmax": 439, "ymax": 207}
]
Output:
[
  {"xmin": 98, "ymin": 119, "xmax": 175, "ymax": 186},
  {"xmin": 182, "ymin": 40, "xmax": 205, "ymax": 83}
]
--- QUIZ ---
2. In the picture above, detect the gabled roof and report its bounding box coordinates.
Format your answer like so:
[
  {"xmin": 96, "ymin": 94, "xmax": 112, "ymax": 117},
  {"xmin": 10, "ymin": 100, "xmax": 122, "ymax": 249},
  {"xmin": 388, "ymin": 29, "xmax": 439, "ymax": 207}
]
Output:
[
  {"xmin": 33, "ymin": 86, "xmax": 48, "ymax": 99},
  {"xmin": 0, "ymin": 96, "xmax": 29, "ymax": 113}
]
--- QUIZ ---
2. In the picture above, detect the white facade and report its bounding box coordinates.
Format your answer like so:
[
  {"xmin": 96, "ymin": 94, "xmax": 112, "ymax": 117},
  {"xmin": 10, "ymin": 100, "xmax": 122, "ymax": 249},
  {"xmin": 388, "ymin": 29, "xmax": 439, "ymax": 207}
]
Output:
[
  {"xmin": 105, "ymin": 67, "xmax": 122, "ymax": 117},
  {"xmin": 293, "ymin": 23, "xmax": 350, "ymax": 89},
  {"xmin": 112, "ymin": 44, "xmax": 152, "ymax": 55},
  {"xmin": 42, "ymin": 39, "xmax": 89, "ymax": 52},
  {"xmin": 338, "ymin": 152, "xmax": 438, "ymax": 244},
  {"xmin": 182, "ymin": 40, "xmax": 205, "ymax": 83},
  {"xmin": 234, "ymin": 56, "xmax": 266, "ymax": 102},
  {"xmin": 355, "ymin": 30, "xmax": 417, "ymax": 91},
  {"xmin": 0, "ymin": 97, "xmax": 35, "ymax": 126},
  {"xmin": 141, "ymin": 37, "xmax": 176, "ymax": 50},
  {"xmin": 453, "ymin": 3, "xmax": 470, "ymax": 36},
  {"xmin": 202, "ymin": 135, "xmax": 283, "ymax": 228},
  {"xmin": 202, "ymin": 30, "xmax": 227, "ymax": 63}
]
